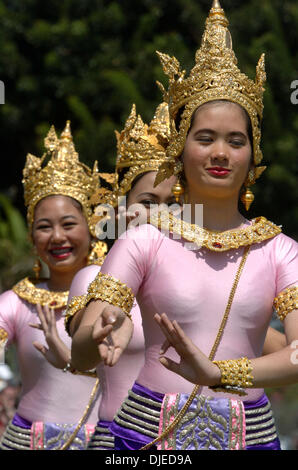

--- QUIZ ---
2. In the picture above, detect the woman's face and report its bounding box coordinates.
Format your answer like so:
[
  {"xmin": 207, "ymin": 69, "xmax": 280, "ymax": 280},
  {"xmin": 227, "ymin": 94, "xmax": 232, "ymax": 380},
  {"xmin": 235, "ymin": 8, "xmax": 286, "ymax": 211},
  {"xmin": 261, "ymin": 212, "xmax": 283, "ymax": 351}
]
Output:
[
  {"xmin": 127, "ymin": 171, "xmax": 178, "ymax": 213},
  {"xmin": 182, "ymin": 101, "xmax": 252, "ymax": 200},
  {"xmin": 32, "ymin": 195, "xmax": 91, "ymax": 276}
]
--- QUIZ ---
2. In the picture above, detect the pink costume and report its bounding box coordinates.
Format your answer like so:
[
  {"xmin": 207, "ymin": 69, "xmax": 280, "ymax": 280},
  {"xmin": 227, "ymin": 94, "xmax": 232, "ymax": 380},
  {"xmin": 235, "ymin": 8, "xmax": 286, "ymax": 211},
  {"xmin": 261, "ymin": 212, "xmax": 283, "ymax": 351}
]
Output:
[
  {"xmin": 0, "ymin": 284, "xmax": 99, "ymax": 450},
  {"xmin": 67, "ymin": 264, "xmax": 144, "ymax": 449},
  {"xmin": 89, "ymin": 219, "xmax": 297, "ymax": 450}
]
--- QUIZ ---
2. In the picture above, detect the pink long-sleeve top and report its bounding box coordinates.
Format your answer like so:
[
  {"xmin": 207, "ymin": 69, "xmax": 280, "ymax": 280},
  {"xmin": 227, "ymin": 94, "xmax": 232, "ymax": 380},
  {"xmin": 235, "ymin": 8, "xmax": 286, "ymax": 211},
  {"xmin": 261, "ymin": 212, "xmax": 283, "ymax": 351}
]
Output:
[
  {"xmin": 68, "ymin": 265, "xmax": 145, "ymax": 422},
  {"xmin": 0, "ymin": 284, "xmax": 99, "ymax": 424},
  {"xmin": 98, "ymin": 222, "xmax": 298, "ymax": 402}
]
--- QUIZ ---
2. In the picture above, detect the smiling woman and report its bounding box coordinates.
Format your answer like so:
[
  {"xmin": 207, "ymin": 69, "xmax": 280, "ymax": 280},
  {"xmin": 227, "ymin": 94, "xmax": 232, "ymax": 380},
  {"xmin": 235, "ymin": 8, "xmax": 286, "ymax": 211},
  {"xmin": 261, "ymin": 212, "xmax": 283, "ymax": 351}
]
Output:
[
  {"xmin": 0, "ymin": 121, "xmax": 106, "ymax": 450},
  {"xmin": 32, "ymin": 195, "xmax": 91, "ymax": 290}
]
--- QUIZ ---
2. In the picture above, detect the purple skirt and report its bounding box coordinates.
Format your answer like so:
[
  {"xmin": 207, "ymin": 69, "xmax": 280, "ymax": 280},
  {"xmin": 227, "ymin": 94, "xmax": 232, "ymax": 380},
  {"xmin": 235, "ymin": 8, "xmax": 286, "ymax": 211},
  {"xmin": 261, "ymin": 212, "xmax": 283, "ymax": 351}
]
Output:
[
  {"xmin": 110, "ymin": 382, "xmax": 281, "ymax": 451},
  {"xmin": 87, "ymin": 420, "xmax": 115, "ymax": 450},
  {"xmin": 0, "ymin": 413, "xmax": 94, "ymax": 450}
]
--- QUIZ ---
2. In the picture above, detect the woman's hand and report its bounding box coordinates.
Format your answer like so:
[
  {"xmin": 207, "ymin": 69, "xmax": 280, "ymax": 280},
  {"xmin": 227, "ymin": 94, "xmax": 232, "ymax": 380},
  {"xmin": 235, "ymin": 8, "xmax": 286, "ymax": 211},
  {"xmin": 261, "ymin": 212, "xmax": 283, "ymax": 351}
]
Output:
[
  {"xmin": 29, "ymin": 304, "xmax": 70, "ymax": 369},
  {"xmin": 93, "ymin": 305, "xmax": 134, "ymax": 367},
  {"xmin": 155, "ymin": 313, "xmax": 220, "ymax": 386}
]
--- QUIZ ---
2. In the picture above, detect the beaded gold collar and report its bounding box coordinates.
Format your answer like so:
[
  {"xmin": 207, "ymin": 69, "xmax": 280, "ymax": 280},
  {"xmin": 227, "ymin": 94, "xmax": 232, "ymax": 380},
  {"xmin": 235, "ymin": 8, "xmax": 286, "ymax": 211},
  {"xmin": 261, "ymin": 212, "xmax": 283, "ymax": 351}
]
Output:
[
  {"xmin": 12, "ymin": 277, "xmax": 69, "ymax": 309},
  {"xmin": 149, "ymin": 211, "xmax": 281, "ymax": 252}
]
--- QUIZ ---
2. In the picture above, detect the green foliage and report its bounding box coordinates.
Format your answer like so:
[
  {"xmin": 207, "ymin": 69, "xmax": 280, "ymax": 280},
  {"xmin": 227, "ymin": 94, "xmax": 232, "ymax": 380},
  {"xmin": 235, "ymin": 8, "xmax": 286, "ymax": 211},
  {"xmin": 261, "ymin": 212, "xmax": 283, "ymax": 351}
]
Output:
[
  {"xmin": 0, "ymin": 193, "xmax": 32, "ymax": 291},
  {"xmin": 0, "ymin": 1, "xmax": 297, "ymax": 240}
]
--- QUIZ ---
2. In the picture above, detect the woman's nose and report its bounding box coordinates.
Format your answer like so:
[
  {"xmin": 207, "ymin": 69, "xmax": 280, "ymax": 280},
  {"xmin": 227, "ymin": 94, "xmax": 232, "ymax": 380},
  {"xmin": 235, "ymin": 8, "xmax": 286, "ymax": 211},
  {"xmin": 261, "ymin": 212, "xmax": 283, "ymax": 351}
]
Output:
[
  {"xmin": 210, "ymin": 142, "xmax": 229, "ymax": 163},
  {"xmin": 51, "ymin": 225, "xmax": 66, "ymax": 243}
]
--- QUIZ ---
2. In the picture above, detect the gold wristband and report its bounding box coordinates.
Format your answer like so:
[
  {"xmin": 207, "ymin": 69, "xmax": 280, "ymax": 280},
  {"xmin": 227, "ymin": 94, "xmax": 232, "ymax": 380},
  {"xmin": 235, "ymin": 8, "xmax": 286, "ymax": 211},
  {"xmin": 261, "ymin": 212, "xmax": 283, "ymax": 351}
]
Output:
[
  {"xmin": 86, "ymin": 273, "xmax": 134, "ymax": 321},
  {"xmin": 212, "ymin": 357, "xmax": 254, "ymax": 391},
  {"xmin": 0, "ymin": 328, "xmax": 8, "ymax": 344},
  {"xmin": 64, "ymin": 295, "xmax": 88, "ymax": 336},
  {"xmin": 273, "ymin": 285, "xmax": 298, "ymax": 322}
]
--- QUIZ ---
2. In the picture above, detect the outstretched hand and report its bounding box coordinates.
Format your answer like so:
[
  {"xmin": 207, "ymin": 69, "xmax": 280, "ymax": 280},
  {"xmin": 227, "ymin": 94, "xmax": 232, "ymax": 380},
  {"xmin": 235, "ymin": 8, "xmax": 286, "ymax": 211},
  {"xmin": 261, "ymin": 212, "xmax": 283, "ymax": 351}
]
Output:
[
  {"xmin": 29, "ymin": 304, "xmax": 70, "ymax": 369},
  {"xmin": 154, "ymin": 313, "xmax": 220, "ymax": 387},
  {"xmin": 92, "ymin": 305, "xmax": 134, "ymax": 367}
]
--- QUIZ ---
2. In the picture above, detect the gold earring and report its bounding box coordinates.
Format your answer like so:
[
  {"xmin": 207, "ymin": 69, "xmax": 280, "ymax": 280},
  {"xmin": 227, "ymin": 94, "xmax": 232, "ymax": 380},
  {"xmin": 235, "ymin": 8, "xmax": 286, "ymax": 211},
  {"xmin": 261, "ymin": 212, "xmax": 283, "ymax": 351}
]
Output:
[
  {"xmin": 171, "ymin": 161, "xmax": 185, "ymax": 203},
  {"xmin": 87, "ymin": 240, "xmax": 108, "ymax": 266},
  {"xmin": 241, "ymin": 168, "xmax": 256, "ymax": 211},
  {"xmin": 241, "ymin": 187, "xmax": 254, "ymax": 211},
  {"xmin": 33, "ymin": 258, "xmax": 41, "ymax": 280}
]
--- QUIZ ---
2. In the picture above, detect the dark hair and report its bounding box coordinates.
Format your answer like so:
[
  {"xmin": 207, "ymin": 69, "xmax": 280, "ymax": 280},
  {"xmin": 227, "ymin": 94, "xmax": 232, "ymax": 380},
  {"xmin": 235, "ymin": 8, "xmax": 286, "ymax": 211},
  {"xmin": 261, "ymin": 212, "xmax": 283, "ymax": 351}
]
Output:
[{"xmin": 117, "ymin": 169, "xmax": 153, "ymax": 194}]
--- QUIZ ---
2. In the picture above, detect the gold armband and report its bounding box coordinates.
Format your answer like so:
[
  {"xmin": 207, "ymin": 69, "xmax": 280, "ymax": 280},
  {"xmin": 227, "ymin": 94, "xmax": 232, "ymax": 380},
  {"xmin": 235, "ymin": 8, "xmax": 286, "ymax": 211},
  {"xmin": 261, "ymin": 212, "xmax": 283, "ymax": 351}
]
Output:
[
  {"xmin": 86, "ymin": 273, "xmax": 134, "ymax": 320},
  {"xmin": 211, "ymin": 357, "xmax": 254, "ymax": 396},
  {"xmin": 64, "ymin": 295, "xmax": 88, "ymax": 336},
  {"xmin": 273, "ymin": 286, "xmax": 298, "ymax": 322}
]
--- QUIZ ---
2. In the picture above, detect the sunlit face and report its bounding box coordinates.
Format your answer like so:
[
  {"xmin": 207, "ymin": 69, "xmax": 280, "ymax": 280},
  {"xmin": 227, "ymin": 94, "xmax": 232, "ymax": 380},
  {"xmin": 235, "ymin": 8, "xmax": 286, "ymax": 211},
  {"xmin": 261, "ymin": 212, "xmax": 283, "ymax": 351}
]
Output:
[
  {"xmin": 182, "ymin": 101, "xmax": 252, "ymax": 200},
  {"xmin": 32, "ymin": 195, "xmax": 91, "ymax": 276},
  {"xmin": 127, "ymin": 171, "xmax": 178, "ymax": 213}
]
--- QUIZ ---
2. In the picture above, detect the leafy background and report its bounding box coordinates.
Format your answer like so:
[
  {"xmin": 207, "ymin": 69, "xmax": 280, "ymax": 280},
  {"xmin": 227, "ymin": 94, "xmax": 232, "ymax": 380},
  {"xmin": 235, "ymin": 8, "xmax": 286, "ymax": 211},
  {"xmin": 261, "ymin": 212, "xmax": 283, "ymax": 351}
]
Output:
[{"xmin": 0, "ymin": 0, "xmax": 297, "ymax": 448}]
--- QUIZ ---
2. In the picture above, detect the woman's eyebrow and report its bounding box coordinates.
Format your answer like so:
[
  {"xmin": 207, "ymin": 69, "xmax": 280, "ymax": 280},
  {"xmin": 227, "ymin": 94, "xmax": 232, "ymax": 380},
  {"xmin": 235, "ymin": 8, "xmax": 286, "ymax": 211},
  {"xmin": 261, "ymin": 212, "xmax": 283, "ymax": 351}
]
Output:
[{"xmin": 137, "ymin": 192, "xmax": 157, "ymax": 198}]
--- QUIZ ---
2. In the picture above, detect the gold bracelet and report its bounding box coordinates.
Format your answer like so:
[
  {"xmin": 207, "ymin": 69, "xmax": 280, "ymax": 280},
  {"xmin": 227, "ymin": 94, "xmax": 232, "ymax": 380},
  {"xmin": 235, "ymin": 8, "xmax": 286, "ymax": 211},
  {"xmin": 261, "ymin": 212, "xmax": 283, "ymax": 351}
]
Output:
[
  {"xmin": 273, "ymin": 285, "xmax": 298, "ymax": 322},
  {"xmin": 62, "ymin": 362, "xmax": 97, "ymax": 378},
  {"xmin": 0, "ymin": 328, "xmax": 8, "ymax": 344},
  {"xmin": 211, "ymin": 357, "xmax": 254, "ymax": 395},
  {"xmin": 86, "ymin": 273, "xmax": 134, "ymax": 321},
  {"xmin": 64, "ymin": 295, "xmax": 88, "ymax": 336}
]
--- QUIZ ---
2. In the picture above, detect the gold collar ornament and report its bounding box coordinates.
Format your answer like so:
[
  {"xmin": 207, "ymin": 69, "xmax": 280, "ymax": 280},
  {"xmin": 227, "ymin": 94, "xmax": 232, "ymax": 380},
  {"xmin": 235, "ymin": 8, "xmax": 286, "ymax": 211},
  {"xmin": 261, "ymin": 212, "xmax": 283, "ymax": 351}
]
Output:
[
  {"xmin": 12, "ymin": 277, "xmax": 69, "ymax": 309},
  {"xmin": 149, "ymin": 211, "xmax": 281, "ymax": 252},
  {"xmin": 23, "ymin": 121, "xmax": 100, "ymax": 237},
  {"xmin": 90, "ymin": 102, "xmax": 174, "ymax": 229},
  {"xmin": 154, "ymin": 0, "xmax": 267, "ymax": 186}
]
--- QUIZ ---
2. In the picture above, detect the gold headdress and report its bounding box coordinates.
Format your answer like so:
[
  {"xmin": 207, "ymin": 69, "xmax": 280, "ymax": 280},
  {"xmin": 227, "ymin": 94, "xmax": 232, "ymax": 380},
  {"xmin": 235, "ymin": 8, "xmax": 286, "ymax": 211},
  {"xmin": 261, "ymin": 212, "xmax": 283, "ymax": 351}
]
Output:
[
  {"xmin": 90, "ymin": 102, "xmax": 172, "ymax": 213},
  {"xmin": 23, "ymin": 121, "xmax": 99, "ymax": 237},
  {"xmin": 155, "ymin": 0, "xmax": 267, "ymax": 186}
]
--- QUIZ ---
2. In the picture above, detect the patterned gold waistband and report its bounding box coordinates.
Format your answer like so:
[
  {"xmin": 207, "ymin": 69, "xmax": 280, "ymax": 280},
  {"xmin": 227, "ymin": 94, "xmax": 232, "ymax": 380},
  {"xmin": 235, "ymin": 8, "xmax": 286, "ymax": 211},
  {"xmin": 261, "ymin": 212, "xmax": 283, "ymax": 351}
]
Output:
[{"xmin": 113, "ymin": 390, "xmax": 278, "ymax": 448}]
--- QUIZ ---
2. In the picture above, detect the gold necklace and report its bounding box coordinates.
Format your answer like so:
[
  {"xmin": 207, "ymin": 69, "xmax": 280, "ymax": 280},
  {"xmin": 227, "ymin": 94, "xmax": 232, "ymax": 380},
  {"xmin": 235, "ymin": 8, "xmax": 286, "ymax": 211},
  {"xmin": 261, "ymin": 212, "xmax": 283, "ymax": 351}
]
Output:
[
  {"xmin": 150, "ymin": 211, "xmax": 281, "ymax": 251},
  {"xmin": 12, "ymin": 277, "xmax": 69, "ymax": 309}
]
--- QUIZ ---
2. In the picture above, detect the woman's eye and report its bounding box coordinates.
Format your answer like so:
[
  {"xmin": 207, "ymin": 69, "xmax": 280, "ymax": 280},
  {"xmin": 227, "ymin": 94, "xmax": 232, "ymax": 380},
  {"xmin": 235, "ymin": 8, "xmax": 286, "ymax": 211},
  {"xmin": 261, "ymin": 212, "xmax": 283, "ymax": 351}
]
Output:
[
  {"xmin": 230, "ymin": 140, "xmax": 244, "ymax": 147},
  {"xmin": 63, "ymin": 222, "xmax": 76, "ymax": 228},
  {"xmin": 140, "ymin": 200, "xmax": 155, "ymax": 207},
  {"xmin": 198, "ymin": 137, "xmax": 212, "ymax": 143},
  {"xmin": 36, "ymin": 225, "xmax": 51, "ymax": 230}
]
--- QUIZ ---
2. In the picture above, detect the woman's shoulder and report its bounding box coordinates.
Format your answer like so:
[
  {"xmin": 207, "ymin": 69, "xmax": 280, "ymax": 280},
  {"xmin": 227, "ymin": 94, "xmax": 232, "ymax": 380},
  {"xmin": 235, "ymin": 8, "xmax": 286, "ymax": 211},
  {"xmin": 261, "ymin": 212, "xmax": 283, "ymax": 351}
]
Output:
[{"xmin": 0, "ymin": 287, "xmax": 20, "ymax": 305}]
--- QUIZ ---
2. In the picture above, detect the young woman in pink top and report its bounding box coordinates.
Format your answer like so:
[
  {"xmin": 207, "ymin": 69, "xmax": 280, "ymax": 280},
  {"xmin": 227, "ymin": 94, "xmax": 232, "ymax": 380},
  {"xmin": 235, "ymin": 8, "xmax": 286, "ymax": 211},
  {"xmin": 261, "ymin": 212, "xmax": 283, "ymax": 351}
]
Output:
[
  {"xmin": 0, "ymin": 122, "xmax": 106, "ymax": 450},
  {"xmin": 70, "ymin": 2, "xmax": 297, "ymax": 451},
  {"xmin": 64, "ymin": 103, "xmax": 179, "ymax": 450}
]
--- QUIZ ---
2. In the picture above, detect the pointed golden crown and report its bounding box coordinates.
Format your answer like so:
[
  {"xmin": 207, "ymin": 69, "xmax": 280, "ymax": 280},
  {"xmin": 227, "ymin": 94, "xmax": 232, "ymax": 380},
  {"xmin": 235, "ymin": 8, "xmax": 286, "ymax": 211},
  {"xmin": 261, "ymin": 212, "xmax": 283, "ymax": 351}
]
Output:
[
  {"xmin": 156, "ymin": 0, "xmax": 266, "ymax": 166},
  {"xmin": 23, "ymin": 121, "xmax": 99, "ymax": 236},
  {"xmin": 91, "ymin": 102, "xmax": 172, "ymax": 209}
]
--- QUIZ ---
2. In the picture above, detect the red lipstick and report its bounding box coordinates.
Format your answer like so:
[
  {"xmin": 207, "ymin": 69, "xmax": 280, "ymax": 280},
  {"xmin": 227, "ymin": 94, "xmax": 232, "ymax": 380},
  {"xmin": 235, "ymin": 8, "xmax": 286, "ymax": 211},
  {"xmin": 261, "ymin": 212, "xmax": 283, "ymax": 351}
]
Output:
[{"xmin": 206, "ymin": 167, "xmax": 231, "ymax": 177}]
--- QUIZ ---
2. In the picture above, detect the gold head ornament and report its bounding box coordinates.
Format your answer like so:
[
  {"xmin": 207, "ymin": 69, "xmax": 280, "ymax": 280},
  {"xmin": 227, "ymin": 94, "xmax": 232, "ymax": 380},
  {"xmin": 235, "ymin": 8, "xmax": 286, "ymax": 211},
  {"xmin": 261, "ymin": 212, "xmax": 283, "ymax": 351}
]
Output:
[
  {"xmin": 23, "ymin": 121, "xmax": 100, "ymax": 237},
  {"xmin": 90, "ymin": 102, "xmax": 173, "ymax": 216},
  {"xmin": 155, "ymin": 0, "xmax": 266, "ymax": 184}
]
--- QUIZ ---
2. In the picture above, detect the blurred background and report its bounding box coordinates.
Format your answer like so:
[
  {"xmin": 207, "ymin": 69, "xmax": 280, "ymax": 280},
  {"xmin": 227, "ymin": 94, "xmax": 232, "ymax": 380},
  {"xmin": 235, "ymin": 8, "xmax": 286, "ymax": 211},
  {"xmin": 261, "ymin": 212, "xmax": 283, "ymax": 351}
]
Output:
[{"xmin": 0, "ymin": 0, "xmax": 297, "ymax": 448}]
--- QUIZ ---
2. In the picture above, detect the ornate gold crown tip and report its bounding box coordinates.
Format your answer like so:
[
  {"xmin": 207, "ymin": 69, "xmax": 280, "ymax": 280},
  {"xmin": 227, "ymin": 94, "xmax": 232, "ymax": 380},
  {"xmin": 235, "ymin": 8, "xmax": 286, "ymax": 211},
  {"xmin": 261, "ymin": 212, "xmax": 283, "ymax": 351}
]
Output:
[
  {"xmin": 61, "ymin": 120, "xmax": 72, "ymax": 140},
  {"xmin": 212, "ymin": 0, "xmax": 222, "ymax": 8}
]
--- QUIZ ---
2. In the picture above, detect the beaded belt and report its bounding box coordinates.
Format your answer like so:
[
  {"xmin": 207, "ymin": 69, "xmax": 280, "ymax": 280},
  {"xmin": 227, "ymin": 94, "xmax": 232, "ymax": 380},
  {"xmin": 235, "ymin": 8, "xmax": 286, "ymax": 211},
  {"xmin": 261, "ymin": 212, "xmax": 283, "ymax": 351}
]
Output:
[
  {"xmin": 0, "ymin": 421, "xmax": 31, "ymax": 450},
  {"xmin": 112, "ymin": 386, "xmax": 279, "ymax": 450},
  {"xmin": 87, "ymin": 422, "xmax": 115, "ymax": 450},
  {"xmin": 245, "ymin": 401, "xmax": 278, "ymax": 447}
]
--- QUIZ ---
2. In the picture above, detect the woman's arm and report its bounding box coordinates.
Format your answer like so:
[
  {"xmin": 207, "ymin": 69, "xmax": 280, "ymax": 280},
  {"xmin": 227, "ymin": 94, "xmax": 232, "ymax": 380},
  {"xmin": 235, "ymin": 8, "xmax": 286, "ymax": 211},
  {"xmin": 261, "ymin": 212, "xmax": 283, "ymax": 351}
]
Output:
[
  {"xmin": 155, "ymin": 310, "xmax": 298, "ymax": 391},
  {"xmin": 262, "ymin": 326, "xmax": 286, "ymax": 355}
]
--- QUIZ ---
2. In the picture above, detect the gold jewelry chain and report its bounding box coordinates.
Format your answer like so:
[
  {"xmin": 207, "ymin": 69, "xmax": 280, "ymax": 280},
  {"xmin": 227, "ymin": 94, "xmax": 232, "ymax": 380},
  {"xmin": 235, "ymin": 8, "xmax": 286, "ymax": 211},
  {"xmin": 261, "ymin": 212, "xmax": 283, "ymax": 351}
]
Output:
[
  {"xmin": 141, "ymin": 245, "xmax": 251, "ymax": 450},
  {"xmin": 59, "ymin": 378, "xmax": 100, "ymax": 450}
]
